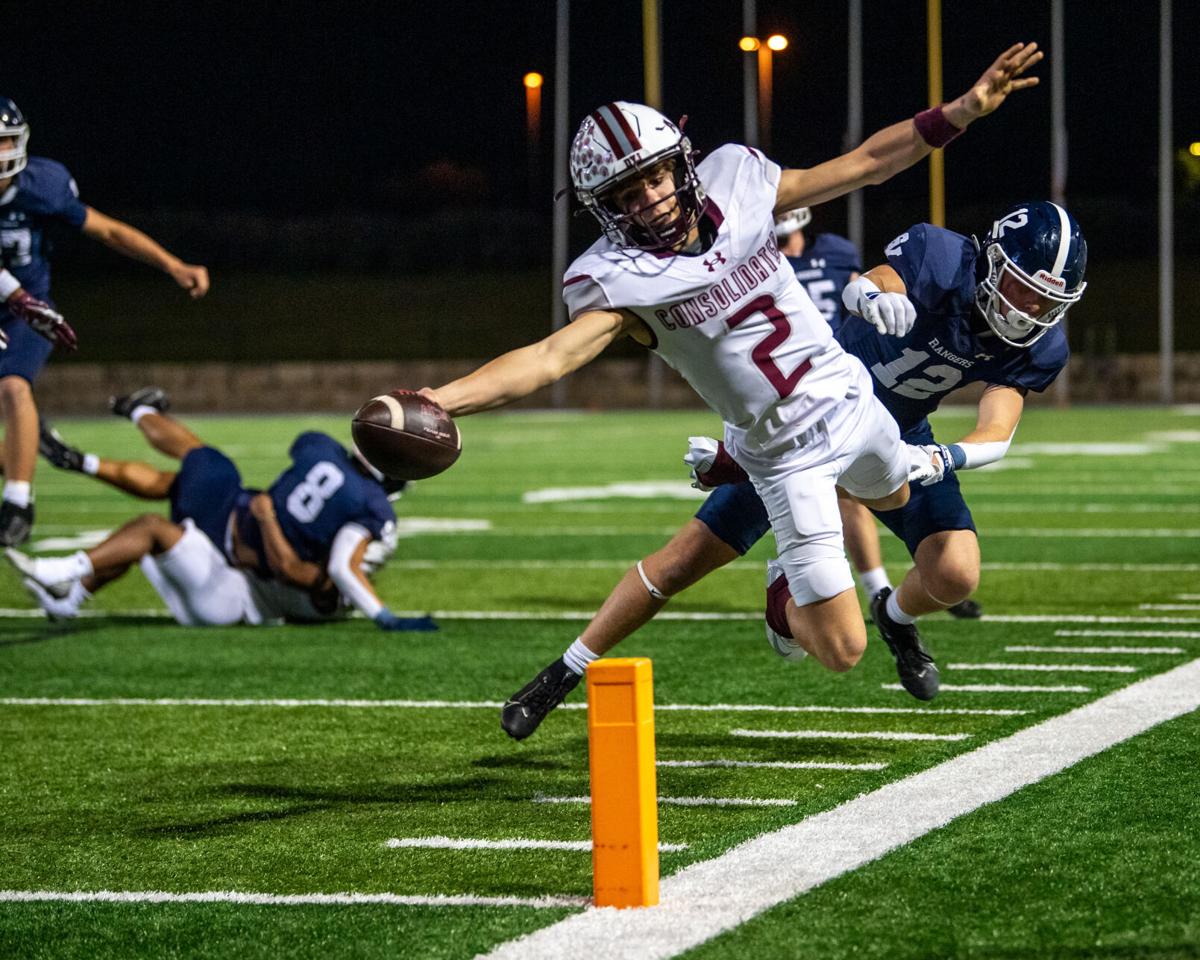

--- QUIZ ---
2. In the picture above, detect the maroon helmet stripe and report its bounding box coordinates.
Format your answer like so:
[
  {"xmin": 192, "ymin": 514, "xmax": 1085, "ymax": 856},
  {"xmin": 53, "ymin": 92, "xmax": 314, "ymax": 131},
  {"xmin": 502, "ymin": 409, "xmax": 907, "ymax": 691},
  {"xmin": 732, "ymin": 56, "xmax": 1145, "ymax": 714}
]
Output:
[
  {"xmin": 606, "ymin": 102, "xmax": 641, "ymax": 152},
  {"xmin": 591, "ymin": 107, "xmax": 627, "ymax": 158}
]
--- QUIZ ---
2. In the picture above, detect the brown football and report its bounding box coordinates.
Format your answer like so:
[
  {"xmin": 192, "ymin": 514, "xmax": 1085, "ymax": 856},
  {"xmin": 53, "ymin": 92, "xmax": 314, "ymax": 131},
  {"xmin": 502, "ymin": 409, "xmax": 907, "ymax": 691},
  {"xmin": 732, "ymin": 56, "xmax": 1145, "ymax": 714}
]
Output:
[{"xmin": 351, "ymin": 390, "xmax": 462, "ymax": 480}]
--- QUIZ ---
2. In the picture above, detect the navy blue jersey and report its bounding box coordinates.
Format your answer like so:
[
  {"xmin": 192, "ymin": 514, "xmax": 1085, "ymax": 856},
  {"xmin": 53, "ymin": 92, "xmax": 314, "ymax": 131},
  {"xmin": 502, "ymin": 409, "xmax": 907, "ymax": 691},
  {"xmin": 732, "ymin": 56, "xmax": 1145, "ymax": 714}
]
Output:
[
  {"xmin": 835, "ymin": 224, "xmax": 1068, "ymax": 433},
  {"xmin": 0, "ymin": 157, "xmax": 88, "ymax": 304},
  {"xmin": 786, "ymin": 233, "xmax": 861, "ymax": 334},
  {"xmin": 236, "ymin": 432, "xmax": 395, "ymax": 573}
]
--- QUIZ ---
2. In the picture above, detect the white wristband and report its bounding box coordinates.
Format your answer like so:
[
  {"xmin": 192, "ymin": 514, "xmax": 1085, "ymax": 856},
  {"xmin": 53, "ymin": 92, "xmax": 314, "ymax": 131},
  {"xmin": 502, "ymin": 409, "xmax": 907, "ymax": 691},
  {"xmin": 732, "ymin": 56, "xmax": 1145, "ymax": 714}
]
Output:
[
  {"xmin": 0, "ymin": 270, "xmax": 21, "ymax": 301},
  {"xmin": 842, "ymin": 275, "xmax": 880, "ymax": 316}
]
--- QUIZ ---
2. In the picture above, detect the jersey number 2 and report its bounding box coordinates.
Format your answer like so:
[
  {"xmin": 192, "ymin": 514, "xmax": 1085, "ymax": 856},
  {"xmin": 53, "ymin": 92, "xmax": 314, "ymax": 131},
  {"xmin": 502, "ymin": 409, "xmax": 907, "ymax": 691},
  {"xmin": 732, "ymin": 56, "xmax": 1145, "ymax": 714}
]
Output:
[
  {"xmin": 727, "ymin": 294, "xmax": 812, "ymax": 399},
  {"xmin": 286, "ymin": 461, "xmax": 346, "ymax": 523}
]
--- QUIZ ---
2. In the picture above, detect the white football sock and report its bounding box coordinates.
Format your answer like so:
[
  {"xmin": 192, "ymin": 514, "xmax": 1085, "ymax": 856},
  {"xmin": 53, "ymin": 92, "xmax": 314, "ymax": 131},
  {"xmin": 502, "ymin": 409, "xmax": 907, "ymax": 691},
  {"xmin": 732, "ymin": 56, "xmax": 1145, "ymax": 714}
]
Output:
[
  {"xmin": 562, "ymin": 637, "xmax": 600, "ymax": 676},
  {"xmin": 35, "ymin": 550, "xmax": 94, "ymax": 584},
  {"xmin": 886, "ymin": 590, "xmax": 919, "ymax": 625},
  {"xmin": 858, "ymin": 566, "xmax": 891, "ymax": 597},
  {"xmin": 131, "ymin": 405, "xmax": 158, "ymax": 424},
  {"xmin": 82, "ymin": 454, "xmax": 101, "ymax": 476},
  {"xmin": 3, "ymin": 480, "xmax": 32, "ymax": 507}
]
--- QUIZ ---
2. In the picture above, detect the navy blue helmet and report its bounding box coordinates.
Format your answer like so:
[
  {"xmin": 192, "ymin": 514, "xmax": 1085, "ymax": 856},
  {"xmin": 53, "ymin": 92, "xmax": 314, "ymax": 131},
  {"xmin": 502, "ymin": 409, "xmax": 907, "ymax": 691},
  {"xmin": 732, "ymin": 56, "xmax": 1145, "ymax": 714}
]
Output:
[
  {"xmin": 975, "ymin": 201, "xmax": 1088, "ymax": 347},
  {"xmin": 0, "ymin": 97, "xmax": 29, "ymax": 178}
]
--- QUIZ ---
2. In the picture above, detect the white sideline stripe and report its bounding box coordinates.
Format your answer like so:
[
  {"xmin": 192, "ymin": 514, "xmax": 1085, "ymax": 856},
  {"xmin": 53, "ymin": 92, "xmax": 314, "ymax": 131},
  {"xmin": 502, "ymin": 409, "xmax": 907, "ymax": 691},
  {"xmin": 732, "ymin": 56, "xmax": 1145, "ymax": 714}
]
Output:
[
  {"xmin": 980, "ymin": 615, "xmax": 1200, "ymax": 624},
  {"xmin": 0, "ymin": 609, "xmax": 170, "ymax": 619},
  {"xmin": 982, "ymin": 563, "xmax": 1199, "ymax": 572},
  {"xmin": 658, "ymin": 759, "xmax": 886, "ymax": 771},
  {"xmin": 482, "ymin": 658, "xmax": 1200, "ymax": 960},
  {"xmin": 1055, "ymin": 629, "xmax": 1200, "ymax": 639},
  {"xmin": 0, "ymin": 698, "xmax": 1027, "ymax": 716},
  {"xmin": 0, "ymin": 889, "xmax": 585, "ymax": 909},
  {"xmin": 947, "ymin": 662, "xmax": 1137, "ymax": 674},
  {"xmin": 980, "ymin": 528, "xmax": 1200, "ymax": 538},
  {"xmin": 728, "ymin": 728, "xmax": 970, "ymax": 742},
  {"xmin": 1007, "ymin": 645, "xmax": 1185, "ymax": 655},
  {"xmin": 386, "ymin": 837, "xmax": 688, "ymax": 853},
  {"xmin": 532, "ymin": 794, "xmax": 797, "ymax": 809},
  {"xmin": 882, "ymin": 682, "xmax": 1091, "ymax": 693},
  {"xmin": 1139, "ymin": 604, "xmax": 1200, "ymax": 611}
]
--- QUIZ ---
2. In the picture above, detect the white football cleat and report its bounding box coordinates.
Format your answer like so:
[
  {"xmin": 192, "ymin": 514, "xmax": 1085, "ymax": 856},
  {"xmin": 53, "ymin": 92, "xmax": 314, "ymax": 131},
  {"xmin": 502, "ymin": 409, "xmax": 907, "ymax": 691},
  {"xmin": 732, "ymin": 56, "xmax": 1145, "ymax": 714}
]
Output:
[
  {"xmin": 6, "ymin": 547, "xmax": 74, "ymax": 599},
  {"xmin": 765, "ymin": 558, "xmax": 807, "ymax": 662},
  {"xmin": 21, "ymin": 577, "xmax": 82, "ymax": 621}
]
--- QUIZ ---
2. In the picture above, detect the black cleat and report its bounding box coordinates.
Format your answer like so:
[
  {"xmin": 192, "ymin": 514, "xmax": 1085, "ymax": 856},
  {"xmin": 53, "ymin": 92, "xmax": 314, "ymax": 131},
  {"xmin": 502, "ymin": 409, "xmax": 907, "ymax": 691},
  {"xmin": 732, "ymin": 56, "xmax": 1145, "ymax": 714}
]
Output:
[
  {"xmin": 500, "ymin": 657, "xmax": 582, "ymax": 741},
  {"xmin": 109, "ymin": 386, "xmax": 170, "ymax": 419},
  {"xmin": 0, "ymin": 500, "xmax": 34, "ymax": 547},
  {"xmin": 871, "ymin": 588, "xmax": 940, "ymax": 701},
  {"xmin": 947, "ymin": 598, "xmax": 983, "ymax": 619},
  {"xmin": 39, "ymin": 421, "xmax": 85, "ymax": 472}
]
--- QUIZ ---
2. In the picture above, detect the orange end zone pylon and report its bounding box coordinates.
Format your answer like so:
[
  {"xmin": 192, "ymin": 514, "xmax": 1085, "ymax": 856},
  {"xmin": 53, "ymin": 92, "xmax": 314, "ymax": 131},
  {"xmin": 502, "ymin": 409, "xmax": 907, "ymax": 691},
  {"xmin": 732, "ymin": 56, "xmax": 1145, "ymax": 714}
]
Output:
[{"xmin": 586, "ymin": 657, "xmax": 659, "ymax": 908}]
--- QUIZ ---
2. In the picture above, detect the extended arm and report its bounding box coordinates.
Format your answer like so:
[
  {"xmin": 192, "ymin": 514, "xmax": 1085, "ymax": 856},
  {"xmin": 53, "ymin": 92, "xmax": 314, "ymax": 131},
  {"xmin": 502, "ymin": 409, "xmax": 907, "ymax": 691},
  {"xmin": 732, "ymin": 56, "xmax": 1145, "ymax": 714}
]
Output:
[
  {"xmin": 774, "ymin": 42, "xmax": 1042, "ymax": 214},
  {"xmin": 842, "ymin": 263, "xmax": 915, "ymax": 337},
  {"xmin": 425, "ymin": 308, "xmax": 639, "ymax": 416},
  {"xmin": 249, "ymin": 493, "xmax": 325, "ymax": 588},
  {"xmin": 910, "ymin": 385, "xmax": 1025, "ymax": 485},
  {"xmin": 81, "ymin": 207, "xmax": 210, "ymax": 298}
]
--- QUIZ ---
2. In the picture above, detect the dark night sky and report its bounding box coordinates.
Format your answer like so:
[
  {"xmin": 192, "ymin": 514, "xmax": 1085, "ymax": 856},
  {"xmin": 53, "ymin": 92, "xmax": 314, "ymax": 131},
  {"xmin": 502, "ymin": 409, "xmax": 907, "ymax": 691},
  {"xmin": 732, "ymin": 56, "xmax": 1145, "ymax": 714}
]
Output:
[{"xmin": 8, "ymin": 0, "xmax": 1196, "ymax": 222}]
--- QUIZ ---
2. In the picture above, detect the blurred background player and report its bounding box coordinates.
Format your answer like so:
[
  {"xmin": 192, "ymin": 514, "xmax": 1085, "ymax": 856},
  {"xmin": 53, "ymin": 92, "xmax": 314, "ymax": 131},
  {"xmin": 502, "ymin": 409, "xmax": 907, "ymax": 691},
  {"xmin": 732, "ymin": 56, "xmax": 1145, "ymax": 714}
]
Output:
[
  {"xmin": 499, "ymin": 200, "xmax": 1086, "ymax": 738},
  {"xmin": 0, "ymin": 96, "xmax": 209, "ymax": 546},
  {"xmin": 25, "ymin": 389, "xmax": 433, "ymax": 630}
]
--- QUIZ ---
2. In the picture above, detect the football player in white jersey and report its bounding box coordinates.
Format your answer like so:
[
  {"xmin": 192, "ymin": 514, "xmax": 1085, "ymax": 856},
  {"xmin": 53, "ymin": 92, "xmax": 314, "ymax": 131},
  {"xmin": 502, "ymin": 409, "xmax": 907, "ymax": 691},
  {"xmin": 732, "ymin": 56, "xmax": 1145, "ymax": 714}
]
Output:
[{"xmin": 420, "ymin": 43, "xmax": 1042, "ymax": 728}]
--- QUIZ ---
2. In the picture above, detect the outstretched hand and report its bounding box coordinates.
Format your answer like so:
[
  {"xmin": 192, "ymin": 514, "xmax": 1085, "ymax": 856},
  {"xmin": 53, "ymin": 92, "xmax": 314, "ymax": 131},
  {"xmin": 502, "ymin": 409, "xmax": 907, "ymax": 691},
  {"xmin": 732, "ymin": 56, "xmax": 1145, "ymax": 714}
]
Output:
[
  {"xmin": 8, "ymin": 291, "xmax": 78, "ymax": 351},
  {"xmin": 957, "ymin": 42, "xmax": 1043, "ymax": 122}
]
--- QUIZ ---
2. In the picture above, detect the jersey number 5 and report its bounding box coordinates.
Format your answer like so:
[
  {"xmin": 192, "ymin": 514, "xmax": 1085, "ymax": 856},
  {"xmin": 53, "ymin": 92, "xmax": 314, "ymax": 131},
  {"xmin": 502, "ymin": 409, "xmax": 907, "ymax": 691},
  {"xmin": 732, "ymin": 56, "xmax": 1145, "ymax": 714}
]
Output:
[
  {"xmin": 286, "ymin": 461, "xmax": 346, "ymax": 523},
  {"xmin": 727, "ymin": 294, "xmax": 812, "ymax": 399}
]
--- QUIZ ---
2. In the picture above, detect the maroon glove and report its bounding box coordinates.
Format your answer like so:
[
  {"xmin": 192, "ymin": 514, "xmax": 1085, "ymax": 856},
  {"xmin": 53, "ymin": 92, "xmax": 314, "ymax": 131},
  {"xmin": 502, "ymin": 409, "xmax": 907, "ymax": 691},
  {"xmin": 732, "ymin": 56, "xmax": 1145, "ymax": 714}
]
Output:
[{"xmin": 7, "ymin": 290, "xmax": 78, "ymax": 351}]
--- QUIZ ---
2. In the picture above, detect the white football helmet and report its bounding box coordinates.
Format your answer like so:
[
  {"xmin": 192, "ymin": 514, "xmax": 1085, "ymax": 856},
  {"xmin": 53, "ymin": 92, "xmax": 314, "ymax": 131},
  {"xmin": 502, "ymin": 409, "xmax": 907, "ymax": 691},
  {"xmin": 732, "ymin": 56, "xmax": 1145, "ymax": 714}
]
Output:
[
  {"xmin": 0, "ymin": 97, "xmax": 30, "ymax": 179},
  {"xmin": 570, "ymin": 101, "xmax": 705, "ymax": 251},
  {"xmin": 774, "ymin": 207, "xmax": 812, "ymax": 238}
]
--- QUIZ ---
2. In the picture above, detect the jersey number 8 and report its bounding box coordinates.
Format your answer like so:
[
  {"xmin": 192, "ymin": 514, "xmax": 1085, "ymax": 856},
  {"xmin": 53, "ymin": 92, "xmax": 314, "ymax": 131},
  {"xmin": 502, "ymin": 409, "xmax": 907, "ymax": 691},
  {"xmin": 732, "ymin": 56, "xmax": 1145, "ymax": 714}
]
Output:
[{"xmin": 286, "ymin": 461, "xmax": 346, "ymax": 523}]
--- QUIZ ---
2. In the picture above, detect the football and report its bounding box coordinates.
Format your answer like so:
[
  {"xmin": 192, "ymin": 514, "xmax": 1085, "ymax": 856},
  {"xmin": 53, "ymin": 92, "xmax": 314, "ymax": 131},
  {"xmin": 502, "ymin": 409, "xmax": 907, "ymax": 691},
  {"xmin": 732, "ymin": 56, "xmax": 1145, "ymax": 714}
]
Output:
[{"xmin": 351, "ymin": 390, "xmax": 461, "ymax": 480}]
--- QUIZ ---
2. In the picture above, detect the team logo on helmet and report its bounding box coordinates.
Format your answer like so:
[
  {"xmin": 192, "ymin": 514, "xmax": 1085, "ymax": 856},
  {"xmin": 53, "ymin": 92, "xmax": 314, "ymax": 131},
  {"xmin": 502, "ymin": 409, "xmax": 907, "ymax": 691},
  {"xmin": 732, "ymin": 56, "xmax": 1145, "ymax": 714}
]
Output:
[{"xmin": 975, "ymin": 200, "xmax": 1088, "ymax": 348}]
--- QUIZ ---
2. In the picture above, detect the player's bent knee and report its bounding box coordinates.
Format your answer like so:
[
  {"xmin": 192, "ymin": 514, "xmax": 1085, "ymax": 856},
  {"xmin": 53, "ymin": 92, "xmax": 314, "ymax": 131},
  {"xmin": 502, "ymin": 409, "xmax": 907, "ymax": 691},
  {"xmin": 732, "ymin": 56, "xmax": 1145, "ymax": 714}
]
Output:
[
  {"xmin": 0, "ymin": 375, "xmax": 33, "ymax": 408},
  {"xmin": 821, "ymin": 632, "xmax": 866, "ymax": 672},
  {"xmin": 925, "ymin": 560, "xmax": 980, "ymax": 603}
]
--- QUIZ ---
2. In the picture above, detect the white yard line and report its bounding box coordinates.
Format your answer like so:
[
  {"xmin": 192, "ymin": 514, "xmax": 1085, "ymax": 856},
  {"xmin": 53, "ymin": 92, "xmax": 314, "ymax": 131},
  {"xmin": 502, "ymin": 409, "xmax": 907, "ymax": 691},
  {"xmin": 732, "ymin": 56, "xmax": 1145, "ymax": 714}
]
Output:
[
  {"xmin": 1176, "ymin": 594, "xmax": 1200, "ymax": 600},
  {"xmin": 482, "ymin": 658, "xmax": 1200, "ymax": 960},
  {"xmin": 979, "ymin": 529, "xmax": 1200, "ymax": 538},
  {"xmin": 1139, "ymin": 604, "xmax": 1200, "ymax": 611},
  {"xmin": 1055, "ymin": 629, "xmax": 1200, "ymax": 639},
  {"xmin": 0, "ymin": 698, "xmax": 1025, "ymax": 716},
  {"xmin": 982, "ymin": 563, "xmax": 1199, "ymax": 572},
  {"xmin": 0, "ymin": 889, "xmax": 586, "ymax": 909},
  {"xmin": 532, "ymin": 794, "xmax": 797, "ymax": 809},
  {"xmin": 385, "ymin": 837, "xmax": 688, "ymax": 853},
  {"xmin": 728, "ymin": 728, "xmax": 969, "ymax": 742},
  {"xmin": 946, "ymin": 663, "xmax": 1137, "ymax": 674},
  {"xmin": 979, "ymin": 615, "xmax": 1200, "ymax": 624},
  {"xmin": 881, "ymin": 683, "xmax": 1091, "ymax": 693},
  {"xmin": 1007, "ymin": 645, "xmax": 1185, "ymax": 655},
  {"xmin": 657, "ymin": 759, "xmax": 886, "ymax": 772}
]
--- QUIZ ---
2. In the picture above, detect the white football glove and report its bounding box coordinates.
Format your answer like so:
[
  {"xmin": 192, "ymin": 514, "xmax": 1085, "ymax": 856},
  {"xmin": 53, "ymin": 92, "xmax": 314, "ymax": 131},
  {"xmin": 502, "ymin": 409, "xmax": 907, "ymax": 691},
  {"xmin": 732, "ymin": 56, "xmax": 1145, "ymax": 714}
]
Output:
[
  {"xmin": 683, "ymin": 436, "xmax": 720, "ymax": 491},
  {"xmin": 843, "ymin": 276, "xmax": 916, "ymax": 337},
  {"xmin": 906, "ymin": 443, "xmax": 956, "ymax": 486}
]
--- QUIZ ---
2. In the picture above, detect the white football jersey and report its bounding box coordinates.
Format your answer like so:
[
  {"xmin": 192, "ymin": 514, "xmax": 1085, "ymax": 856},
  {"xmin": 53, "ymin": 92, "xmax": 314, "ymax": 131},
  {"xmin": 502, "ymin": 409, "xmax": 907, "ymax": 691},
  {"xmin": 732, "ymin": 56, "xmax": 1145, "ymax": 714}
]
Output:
[{"xmin": 563, "ymin": 144, "xmax": 870, "ymax": 456}]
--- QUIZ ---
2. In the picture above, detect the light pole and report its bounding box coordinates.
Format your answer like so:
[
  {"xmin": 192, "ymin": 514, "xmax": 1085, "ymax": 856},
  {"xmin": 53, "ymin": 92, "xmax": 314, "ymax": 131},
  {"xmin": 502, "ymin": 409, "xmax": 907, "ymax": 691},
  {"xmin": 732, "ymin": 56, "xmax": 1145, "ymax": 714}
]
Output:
[
  {"xmin": 739, "ymin": 34, "xmax": 788, "ymax": 154},
  {"xmin": 523, "ymin": 72, "xmax": 544, "ymax": 206}
]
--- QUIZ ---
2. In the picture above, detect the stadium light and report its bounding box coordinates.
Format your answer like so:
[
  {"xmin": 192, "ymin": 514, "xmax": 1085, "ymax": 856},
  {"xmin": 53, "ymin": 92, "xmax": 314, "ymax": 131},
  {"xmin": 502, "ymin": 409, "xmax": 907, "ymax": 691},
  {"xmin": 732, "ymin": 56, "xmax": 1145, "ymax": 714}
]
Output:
[
  {"xmin": 1190, "ymin": 142, "xmax": 1200, "ymax": 157},
  {"xmin": 739, "ymin": 33, "xmax": 789, "ymax": 152},
  {"xmin": 523, "ymin": 72, "xmax": 544, "ymax": 204}
]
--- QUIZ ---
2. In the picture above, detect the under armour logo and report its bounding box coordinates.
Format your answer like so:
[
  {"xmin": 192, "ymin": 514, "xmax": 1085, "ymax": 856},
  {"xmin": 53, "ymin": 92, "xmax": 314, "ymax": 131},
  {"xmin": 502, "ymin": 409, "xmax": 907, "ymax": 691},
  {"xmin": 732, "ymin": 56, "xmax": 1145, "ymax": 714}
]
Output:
[
  {"xmin": 974, "ymin": 352, "xmax": 994, "ymax": 361},
  {"xmin": 703, "ymin": 251, "xmax": 726, "ymax": 272}
]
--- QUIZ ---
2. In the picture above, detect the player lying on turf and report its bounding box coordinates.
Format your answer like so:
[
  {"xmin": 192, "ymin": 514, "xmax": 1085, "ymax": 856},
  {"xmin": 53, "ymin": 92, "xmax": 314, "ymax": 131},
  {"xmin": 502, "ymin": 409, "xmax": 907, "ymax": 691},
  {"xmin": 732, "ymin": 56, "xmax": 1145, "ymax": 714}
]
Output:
[
  {"xmin": 11, "ymin": 389, "xmax": 434, "ymax": 630},
  {"xmin": 0, "ymin": 97, "xmax": 209, "ymax": 548},
  {"xmin": 499, "ymin": 200, "xmax": 1088, "ymax": 738},
  {"xmin": 419, "ymin": 44, "xmax": 1042, "ymax": 709}
]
